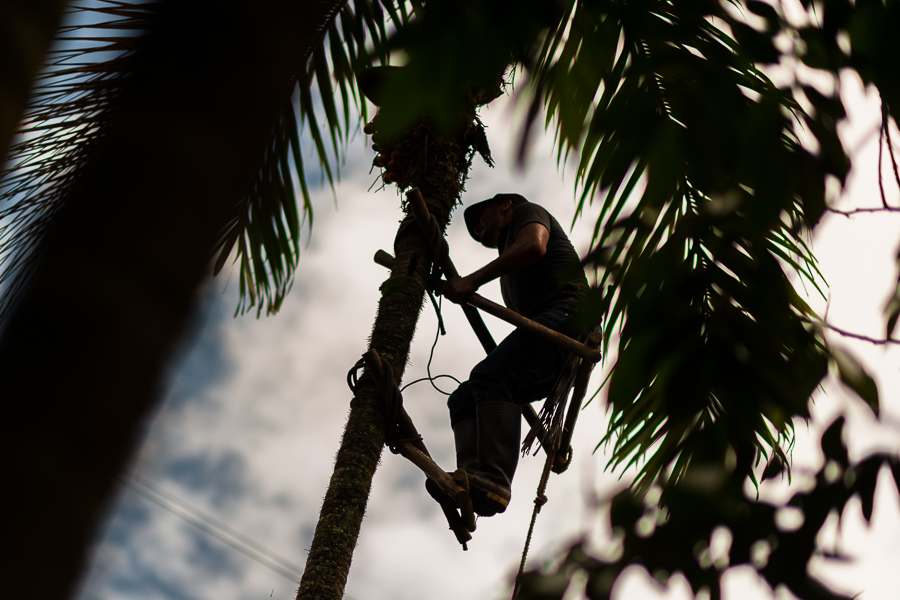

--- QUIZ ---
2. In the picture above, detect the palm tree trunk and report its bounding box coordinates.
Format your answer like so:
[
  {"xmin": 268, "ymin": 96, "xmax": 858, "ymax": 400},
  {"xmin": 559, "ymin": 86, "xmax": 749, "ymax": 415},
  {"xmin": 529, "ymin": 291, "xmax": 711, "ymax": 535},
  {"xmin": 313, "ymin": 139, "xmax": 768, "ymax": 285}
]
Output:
[
  {"xmin": 0, "ymin": 2, "xmax": 346, "ymax": 598},
  {"xmin": 296, "ymin": 124, "xmax": 475, "ymax": 599}
]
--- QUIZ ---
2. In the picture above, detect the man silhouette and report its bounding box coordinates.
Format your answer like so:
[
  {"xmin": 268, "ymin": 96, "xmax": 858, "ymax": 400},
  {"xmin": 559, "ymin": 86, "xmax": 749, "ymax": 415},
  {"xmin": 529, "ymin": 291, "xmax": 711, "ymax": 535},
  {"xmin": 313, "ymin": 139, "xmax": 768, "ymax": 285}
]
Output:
[{"xmin": 440, "ymin": 193, "xmax": 589, "ymax": 515}]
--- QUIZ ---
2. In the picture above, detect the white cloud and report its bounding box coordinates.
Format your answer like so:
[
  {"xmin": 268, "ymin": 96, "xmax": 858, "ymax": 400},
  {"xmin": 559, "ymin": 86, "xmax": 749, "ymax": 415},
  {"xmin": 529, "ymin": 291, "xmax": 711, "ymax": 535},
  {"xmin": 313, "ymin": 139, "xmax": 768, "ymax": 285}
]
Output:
[{"xmin": 76, "ymin": 81, "xmax": 900, "ymax": 600}]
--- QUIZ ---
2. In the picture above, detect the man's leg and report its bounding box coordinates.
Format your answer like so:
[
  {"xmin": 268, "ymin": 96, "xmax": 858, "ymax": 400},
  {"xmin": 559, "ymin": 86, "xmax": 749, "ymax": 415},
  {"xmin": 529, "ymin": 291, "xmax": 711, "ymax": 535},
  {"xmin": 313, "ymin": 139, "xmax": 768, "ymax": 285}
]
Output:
[
  {"xmin": 426, "ymin": 380, "xmax": 487, "ymax": 509},
  {"xmin": 446, "ymin": 382, "xmax": 478, "ymax": 471},
  {"xmin": 465, "ymin": 306, "xmax": 576, "ymax": 515},
  {"xmin": 469, "ymin": 306, "xmax": 575, "ymax": 404}
]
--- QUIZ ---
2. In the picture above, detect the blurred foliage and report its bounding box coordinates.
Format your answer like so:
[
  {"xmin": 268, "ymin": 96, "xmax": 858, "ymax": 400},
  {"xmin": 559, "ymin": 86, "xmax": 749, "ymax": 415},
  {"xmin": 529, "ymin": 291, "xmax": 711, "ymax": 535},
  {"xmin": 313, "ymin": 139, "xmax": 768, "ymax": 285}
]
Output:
[
  {"xmin": 516, "ymin": 417, "xmax": 900, "ymax": 600},
  {"xmin": 360, "ymin": 0, "xmax": 560, "ymax": 136},
  {"xmin": 514, "ymin": 0, "xmax": 896, "ymax": 481},
  {"xmin": 3, "ymin": 1, "xmax": 900, "ymax": 597},
  {"xmin": 214, "ymin": 0, "xmax": 425, "ymax": 316},
  {"xmin": 507, "ymin": 0, "xmax": 900, "ymax": 597},
  {"xmin": 515, "ymin": 0, "xmax": 858, "ymax": 495}
]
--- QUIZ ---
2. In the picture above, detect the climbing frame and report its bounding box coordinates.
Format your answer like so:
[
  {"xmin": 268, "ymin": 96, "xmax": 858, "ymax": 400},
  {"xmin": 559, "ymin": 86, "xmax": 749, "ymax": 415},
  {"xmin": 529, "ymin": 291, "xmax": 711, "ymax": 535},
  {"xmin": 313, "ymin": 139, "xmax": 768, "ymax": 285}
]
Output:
[{"xmin": 363, "ymin": 187, "xmax": 602, "ymax": 549}]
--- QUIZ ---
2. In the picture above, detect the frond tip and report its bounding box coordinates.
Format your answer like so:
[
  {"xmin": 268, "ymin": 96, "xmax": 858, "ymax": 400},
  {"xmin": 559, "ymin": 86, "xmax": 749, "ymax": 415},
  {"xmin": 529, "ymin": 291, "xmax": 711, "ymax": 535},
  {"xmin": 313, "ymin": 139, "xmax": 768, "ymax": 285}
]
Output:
[{"xmin": 210, "ymin": 0, "xmax": 424, "ymax": 317}]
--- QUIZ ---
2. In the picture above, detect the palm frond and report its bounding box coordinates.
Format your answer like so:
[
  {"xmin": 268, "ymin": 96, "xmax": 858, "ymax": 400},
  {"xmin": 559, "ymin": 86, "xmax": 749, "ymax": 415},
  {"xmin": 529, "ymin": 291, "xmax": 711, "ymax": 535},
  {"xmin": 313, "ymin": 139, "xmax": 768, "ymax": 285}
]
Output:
[
  {"xmin": 523, "ymin": 0, "xmax": 847, "ymax": 494},
  {"xmin": 0, "ymin": 0, "xmax": 424, "ymax": 319},
  {"xmin": 0, "ymin": 0, "xmax": 157, "ymax": 321},
  {"xmin": 214, "ymin": 0, "xmax": 424, "ymax": 317}
]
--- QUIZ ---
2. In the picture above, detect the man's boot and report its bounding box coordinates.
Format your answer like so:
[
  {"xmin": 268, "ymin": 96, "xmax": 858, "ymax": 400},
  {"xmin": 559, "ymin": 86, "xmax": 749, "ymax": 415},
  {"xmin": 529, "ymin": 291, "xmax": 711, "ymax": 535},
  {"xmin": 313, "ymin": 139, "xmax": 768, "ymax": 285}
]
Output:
[
  {"xmin": 467, "ymin": 401, "xmax": 521, "ymax": 517},
  {"xmin": 425, "ymin": 418, "xmax": 478, "ymax": 503},
  {"xmin": 452, "ymin": 418, "xmax": 478, "ymax": 471}
]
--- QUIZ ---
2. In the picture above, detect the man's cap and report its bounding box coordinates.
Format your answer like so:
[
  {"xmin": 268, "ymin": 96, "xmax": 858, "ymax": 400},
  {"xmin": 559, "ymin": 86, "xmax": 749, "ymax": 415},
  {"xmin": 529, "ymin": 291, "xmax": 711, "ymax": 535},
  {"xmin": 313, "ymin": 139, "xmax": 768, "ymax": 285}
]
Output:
[{"xmin": 463, "ymin": 193, "xmax": 528, "ymax": 240}]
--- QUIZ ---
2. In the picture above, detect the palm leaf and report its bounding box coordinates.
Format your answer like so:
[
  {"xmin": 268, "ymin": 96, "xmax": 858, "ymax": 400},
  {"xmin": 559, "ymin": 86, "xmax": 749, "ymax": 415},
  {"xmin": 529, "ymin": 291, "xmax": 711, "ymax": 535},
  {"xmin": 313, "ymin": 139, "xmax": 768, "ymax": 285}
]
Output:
[
  {"xmin": 0, "ymin": 0, "xmax": 425, "ymax": 319},
  {"xmin": 521, "ymin": 0, "xmax": 843, "ymax": 493},
  {"xmin": 213, "ymin": 0, "xmax": 423, "ymax": 316},
  {"xmin": 0, "ymin": 0, "xmax": 156, "ymax": 321}
]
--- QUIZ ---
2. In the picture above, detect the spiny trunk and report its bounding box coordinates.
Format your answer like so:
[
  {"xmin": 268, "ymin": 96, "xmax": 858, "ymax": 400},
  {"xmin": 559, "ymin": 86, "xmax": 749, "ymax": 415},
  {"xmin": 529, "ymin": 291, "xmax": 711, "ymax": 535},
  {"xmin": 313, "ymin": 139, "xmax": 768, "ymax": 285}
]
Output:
[{"xmin": 296, "ymin": 122, "xmax": 476, "ymax": 599}]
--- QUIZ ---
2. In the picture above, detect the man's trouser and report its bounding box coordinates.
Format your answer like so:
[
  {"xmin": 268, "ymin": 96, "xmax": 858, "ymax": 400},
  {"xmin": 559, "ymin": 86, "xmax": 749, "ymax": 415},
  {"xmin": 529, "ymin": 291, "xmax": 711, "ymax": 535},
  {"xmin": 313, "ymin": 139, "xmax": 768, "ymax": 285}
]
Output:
[{"xmin": 447, "ymin": 303, "xmax": 577, "ymax": 426}]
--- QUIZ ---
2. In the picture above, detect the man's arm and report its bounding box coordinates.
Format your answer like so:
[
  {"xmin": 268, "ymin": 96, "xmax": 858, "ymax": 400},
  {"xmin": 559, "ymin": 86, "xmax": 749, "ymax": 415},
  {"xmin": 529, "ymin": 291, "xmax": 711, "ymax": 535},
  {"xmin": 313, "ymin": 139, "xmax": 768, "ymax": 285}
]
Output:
[{"xmin": 443, "ymin": 222, "xmax": 549, "ymax": 304}]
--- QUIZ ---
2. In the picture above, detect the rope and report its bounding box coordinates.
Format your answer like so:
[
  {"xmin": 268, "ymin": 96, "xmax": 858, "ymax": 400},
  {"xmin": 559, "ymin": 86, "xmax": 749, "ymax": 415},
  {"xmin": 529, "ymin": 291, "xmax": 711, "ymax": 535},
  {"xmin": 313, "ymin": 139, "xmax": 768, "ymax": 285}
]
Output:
[
  {"xmin": 513, "ymin": 446, "xmax": 557, "ymax": 599},
  {"xmin": 399, "ymin": 215, "xmax": 461, "ymax": 395},
  {"xmin": 345, "ymin": 233, "xmax": 458, "ymax": 452},
  {"xmin": 400, "ymin": 292, "xmax": 462, "ymax": 396},
  {"xmin": 513, "ymin": 336, "xmax": 600, "ymax": 595},
  {"xmin": 346, "ymin": 357, "xmax": 367, "ymax": 392},
  {"xmin": 345, "ymin": 214, "xmax": 456, "ymax": 447},
  {"xmin": 346, "ymin": 356, "xmax": 405, "ymax": 453}
]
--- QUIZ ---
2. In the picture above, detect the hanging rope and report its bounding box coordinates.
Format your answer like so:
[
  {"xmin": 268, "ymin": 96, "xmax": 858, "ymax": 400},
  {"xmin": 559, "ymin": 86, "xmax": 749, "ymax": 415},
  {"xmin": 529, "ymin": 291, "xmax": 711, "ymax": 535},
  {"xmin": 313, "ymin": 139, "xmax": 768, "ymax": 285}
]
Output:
[
  {"xmin": 513, "ymin": 444, "xmax": 557, "ymax": 599},
  {"xmin": 514, "ymin": 332, "xmax": 603, "ymax": 596},
  {"xmin": 346, "ymin": 213, "xmax": 458, "ymax": 449},
  {"xmin": 346, "ymin": 357, "xmax": 367, "ymax": 392},
  {"xmin": 400, "ymin": 293, "xmax": 462, "ymax": 396}
]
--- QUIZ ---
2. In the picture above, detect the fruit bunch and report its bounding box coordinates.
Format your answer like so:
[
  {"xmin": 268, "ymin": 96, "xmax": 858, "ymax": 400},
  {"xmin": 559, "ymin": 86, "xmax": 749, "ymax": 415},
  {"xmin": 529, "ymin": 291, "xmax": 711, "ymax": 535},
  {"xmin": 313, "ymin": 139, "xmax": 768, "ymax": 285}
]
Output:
[{"xmin": 364, "ymin": 112, "xmax": 423, "ymax": 187}]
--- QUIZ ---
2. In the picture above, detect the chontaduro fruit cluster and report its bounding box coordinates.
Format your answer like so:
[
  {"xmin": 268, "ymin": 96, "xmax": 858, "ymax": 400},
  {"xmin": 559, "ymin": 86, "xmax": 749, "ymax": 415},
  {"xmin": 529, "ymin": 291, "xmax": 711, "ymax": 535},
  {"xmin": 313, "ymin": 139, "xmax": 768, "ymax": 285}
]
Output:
[{"xmin": 365, "ymin": 111, "xmax": 427, "ymax": 188}]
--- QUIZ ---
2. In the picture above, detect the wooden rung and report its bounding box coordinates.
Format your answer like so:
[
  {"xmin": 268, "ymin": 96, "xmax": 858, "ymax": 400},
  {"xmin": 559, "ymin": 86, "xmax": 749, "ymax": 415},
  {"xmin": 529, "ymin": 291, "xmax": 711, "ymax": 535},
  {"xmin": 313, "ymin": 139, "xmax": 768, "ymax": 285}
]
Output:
[
  {"xmin": 360, "ymin": 349, "xmax": 476, "ymax": 538},
  {"xmin": 374, "ymin": 248, "xmax": 573, "ymax": 463},
  {"xmin": 374, "ymin": 249, "xmax": 394, "ymax": 269},
  {"xmin": 398, "ymin": 443, "xmax": 476, "ymax": 531},
  {"xmin": 375, "ymin": 247, "xmax": 498, "ymax": 355}
]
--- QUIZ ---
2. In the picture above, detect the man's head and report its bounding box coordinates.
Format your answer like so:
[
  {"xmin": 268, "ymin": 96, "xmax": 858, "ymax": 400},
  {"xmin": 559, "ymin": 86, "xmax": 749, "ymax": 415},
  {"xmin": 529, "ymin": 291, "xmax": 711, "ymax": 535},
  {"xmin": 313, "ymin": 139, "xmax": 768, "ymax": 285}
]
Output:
[{"xmin": 464, "ymin": 193, "xmax": 527, "ymax": 248}]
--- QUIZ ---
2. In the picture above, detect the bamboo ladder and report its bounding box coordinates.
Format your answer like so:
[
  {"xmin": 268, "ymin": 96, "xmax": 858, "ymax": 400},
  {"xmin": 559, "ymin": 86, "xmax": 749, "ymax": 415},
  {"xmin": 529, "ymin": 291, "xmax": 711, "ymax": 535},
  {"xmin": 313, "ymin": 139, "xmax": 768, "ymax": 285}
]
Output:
[{"xmin": 366, "ymin": 187, "xmax": 601, "ymax": 549}]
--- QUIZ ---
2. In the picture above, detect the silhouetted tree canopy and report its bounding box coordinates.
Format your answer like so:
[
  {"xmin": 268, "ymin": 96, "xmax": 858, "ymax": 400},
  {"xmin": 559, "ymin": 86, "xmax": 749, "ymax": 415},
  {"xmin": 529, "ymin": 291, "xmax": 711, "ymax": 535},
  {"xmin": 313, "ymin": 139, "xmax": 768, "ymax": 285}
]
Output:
[{"xmin": 2, "ymin": 1, "xmax": 899, "ymax": 599}]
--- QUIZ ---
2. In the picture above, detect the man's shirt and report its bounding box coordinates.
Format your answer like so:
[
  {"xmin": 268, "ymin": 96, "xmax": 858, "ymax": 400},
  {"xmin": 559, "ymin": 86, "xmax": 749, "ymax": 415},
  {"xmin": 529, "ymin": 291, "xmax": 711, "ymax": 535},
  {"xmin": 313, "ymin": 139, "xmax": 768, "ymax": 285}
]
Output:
[{"xmin": 498, "ymin": 202, "xmax": 589, "ymax": 318}]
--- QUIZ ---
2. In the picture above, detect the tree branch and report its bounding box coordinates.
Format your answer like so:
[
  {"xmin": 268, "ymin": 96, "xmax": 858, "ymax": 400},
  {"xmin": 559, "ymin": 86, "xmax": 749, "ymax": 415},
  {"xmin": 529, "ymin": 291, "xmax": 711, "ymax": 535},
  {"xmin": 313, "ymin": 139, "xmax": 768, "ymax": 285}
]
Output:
[
  {"xmin": 826, "ymin": 205, "xmax": 900, "ymax": 217},
  {"xmin": 823, "ymin": 322, "xmax": 900, "ymax": 345},
  {"xmin": 882, "ymin": 96, "xmax": 900, "ymax": 193},
  {"xmin": 879, "ymin": 100, "xmax": 889, "ymax": 208},
  {"xmin": 832, "ymin": 99, "xmax": 900, "ymax": 217}
]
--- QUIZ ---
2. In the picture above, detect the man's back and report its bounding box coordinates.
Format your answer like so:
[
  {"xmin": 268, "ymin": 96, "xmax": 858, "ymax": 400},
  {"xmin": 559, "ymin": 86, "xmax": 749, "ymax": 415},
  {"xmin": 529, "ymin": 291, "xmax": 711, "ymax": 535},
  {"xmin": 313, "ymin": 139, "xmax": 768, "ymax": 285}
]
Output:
[{"xmin": 498, "ymin": 202, "xmax": 588, "ymax": 318}]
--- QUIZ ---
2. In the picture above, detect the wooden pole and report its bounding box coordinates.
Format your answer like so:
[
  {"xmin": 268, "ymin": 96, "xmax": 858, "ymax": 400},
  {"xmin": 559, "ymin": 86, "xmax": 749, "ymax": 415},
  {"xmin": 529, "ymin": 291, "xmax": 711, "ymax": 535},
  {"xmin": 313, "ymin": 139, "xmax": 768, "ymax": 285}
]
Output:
[
  {"xmin": 464, "ymin": 294, "xmax": 600, "ymax": 363},
  {"xmin": 550, "ymin": 331, "xmax": 602, "ymax": 473},
  {"xmin": 360, "ymin": 349, "xmax": 476, "ymax": 537},
  {"xmin": 405, "ymin": 187, "xmax": 600, "ymax": 364},
  {"xmin": 374, "ymin": 249, "xmax": 561, "ymax": 456}
]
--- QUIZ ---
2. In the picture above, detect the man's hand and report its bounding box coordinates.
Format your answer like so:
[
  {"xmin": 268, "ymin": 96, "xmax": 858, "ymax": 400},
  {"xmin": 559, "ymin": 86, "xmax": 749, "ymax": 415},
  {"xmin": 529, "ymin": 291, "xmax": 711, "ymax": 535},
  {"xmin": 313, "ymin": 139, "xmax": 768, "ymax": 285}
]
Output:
[
  {"xmin": 442, "ymin": 222, "xmax": 549, "ymax": 305},
  {"xmin": 442, "ymin": 275, "xmax": 479, "ymax": 305}
]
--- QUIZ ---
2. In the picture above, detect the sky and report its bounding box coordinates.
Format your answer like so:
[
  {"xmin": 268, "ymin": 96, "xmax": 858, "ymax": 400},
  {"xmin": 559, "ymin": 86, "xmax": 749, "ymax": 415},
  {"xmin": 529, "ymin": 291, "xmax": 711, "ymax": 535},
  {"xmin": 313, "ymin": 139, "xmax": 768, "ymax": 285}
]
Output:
[{"xmin": 71, "ymin": 73, "xmax": 900, "ymax": 600}]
